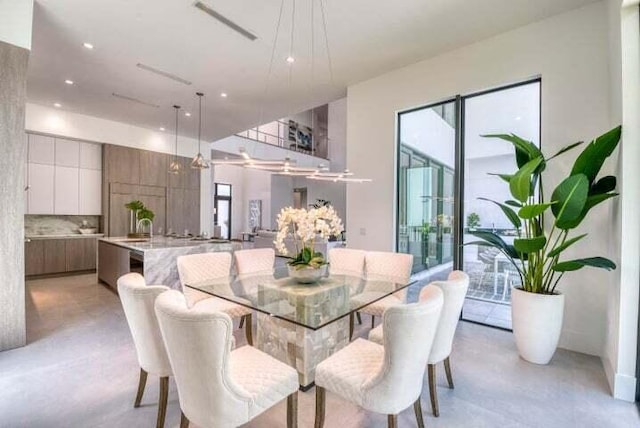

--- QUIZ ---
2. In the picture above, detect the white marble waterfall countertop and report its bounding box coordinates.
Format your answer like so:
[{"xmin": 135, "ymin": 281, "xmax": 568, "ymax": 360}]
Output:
[
  {"xmin": 99, "ymin": 236, "xmax": 237, "ymax": 252},
  {"xmin": 27, "ymin": 233, "xmax": 105, "ymax": 240}
]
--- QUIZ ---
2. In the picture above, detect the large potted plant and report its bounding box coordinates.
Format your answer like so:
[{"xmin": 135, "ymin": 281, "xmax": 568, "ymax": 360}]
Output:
[
  {"xmin": 469, "ymin": 126, "xmax": 621, "ymax": 364},
  {"xmin": 275, "ymin": 205, "xmax": 344, "ymax": 284}
]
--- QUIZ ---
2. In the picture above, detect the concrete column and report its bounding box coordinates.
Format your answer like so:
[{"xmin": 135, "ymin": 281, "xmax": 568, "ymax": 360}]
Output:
[{"xmin": 0, "ymin": 0, "xmax": 33, "ymax": 351}]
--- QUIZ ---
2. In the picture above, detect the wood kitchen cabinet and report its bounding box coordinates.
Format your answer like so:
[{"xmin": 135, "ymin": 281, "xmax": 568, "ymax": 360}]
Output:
[{"xmin": 25, "ymin": 237, "xmax": 99, "ymax": 277}]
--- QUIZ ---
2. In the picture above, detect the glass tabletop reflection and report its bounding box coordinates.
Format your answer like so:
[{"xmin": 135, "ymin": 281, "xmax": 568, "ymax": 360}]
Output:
[{"xmin": 184, "ymin": 267, "xmax": 413, "ymax": 330}]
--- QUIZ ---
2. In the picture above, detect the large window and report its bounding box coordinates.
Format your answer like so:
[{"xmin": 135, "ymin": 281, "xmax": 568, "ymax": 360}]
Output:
[{"xmin": 396, "ymin": 79, "xmax": 541, "ymax": 330}]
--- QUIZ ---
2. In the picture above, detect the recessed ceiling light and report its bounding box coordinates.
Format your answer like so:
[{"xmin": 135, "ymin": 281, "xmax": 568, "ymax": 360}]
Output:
[
  {"xmin": 64, "ymin": 79, "xmax": 74, "ymax": 85},
  {"xmin": 515, "ymin": 116, "xmax": 522, "ymax": 121},
  {"xmin": 53, "ymin": 103, "xmax": 62, "ymax": 108},
  {"xmin": 184, "ymin": 112, "xmax": 191, "ymax": 117},
  {"xmin": 286, "ymin": 56, "xmax": 295, "ymax": 64},
  {"xmin": 220, "ymin": 92, "xmax": 228, "ymax": 98},
  {"xmin": 83, "ymin": 42, "xmax": 94, "ymax": 49},
  {"xmin": 159, "ymin": 127, "xmax": 166, "ymax": 131}
]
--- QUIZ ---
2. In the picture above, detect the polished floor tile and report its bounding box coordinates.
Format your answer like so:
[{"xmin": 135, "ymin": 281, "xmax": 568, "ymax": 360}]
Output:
[{"xmin": 0, "ymin": 273, "xmax": 637, "ymax": 427}]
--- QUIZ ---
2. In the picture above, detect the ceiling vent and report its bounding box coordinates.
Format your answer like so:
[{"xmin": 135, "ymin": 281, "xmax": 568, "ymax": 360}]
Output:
[
  {"xmin": 194, "ymin": 1, "xmax": 257, "ymax": 41},
  {"xmin": 112, "ymin": 92, "xmax": 160, "ymax": 108},
  {"xmin": 136, "ymin": 63, "xmax": 193, "ymax": 86}
]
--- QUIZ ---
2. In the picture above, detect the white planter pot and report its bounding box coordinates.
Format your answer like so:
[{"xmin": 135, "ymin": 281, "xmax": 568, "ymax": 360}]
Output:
[
  {"xmin": 287, "ymin": 264, "xmax": 327, "ymax": 284},
  {"xmin": 511, "ymin": 287, "xmax": 565, "ymax": 365}
]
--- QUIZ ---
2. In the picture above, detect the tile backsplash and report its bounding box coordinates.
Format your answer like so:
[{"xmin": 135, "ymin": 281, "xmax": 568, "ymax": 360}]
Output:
[{"xmin": 25, "ymin": 215, "xmax": 101, "ymax": 236}]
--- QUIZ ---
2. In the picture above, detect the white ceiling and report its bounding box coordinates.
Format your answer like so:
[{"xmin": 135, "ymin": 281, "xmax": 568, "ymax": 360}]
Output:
[{"xmin": 27, "ymin": 0, "xmax": 596, "ymax": 142}]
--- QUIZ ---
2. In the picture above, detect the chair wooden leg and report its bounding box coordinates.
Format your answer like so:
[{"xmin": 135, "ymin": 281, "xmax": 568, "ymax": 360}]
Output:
[
  {"xmin": 444, "ymin": 356, "xmax": 454, "ymax": 389},
  {"xmin": 156, "ymin": 376, "xmax": 169, "ymax": 428},
  {"xmin": 244, "ymin": 313, "xmax": 253, "ymax": 346},
  {"xmin": 349, "ymin": 313, "xmax": 354, "ymax": 340},
  {"xmin": 387, "ymin": 414, "xmax": 398, "ymax": 428},
  {"xmin": 134, "ymin": 368, "xmax": 147, "ymax": 408},
  {"xmin": 239, "ymin": 315, "xmax": 245, "ymax": 328},
  {"xmin": 314, "ymin": 386, "xmax": 326, "ymax": 428},
  {"xmin": 428, "ymin": 364, "xmax": 439, "ymax": 417},
  {"xmin": 180, "ymin": 411, "xmax": 189, "ymax": 428},
  {"xmin": 371, "ymin": 315, "xmax": 375, "ymax": 329},
  {"xmin": 413, "ymin": 399, "xmax": 425, "ymax": 428},
  {"xmin": 356, "ymin": 312, "xmax": 362, "ymax": 324},
  {"xmin": 287, "ymin": 391, "xmax": 298, "ymax": 428}
]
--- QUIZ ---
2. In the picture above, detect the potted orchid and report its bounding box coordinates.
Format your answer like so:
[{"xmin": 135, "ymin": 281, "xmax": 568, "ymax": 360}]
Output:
[{"xmin": 275, "ymin": 205, "xmax": 344, "ymax": 284}]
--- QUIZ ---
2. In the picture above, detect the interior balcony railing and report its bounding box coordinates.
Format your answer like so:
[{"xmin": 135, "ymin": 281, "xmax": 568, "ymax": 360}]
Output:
[{"xmin": 235, "ymin": 120, "xmax": 329, "ymax": 160}]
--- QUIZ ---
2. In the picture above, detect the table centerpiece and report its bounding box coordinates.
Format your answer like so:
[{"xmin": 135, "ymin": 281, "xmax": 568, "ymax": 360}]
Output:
[{"xmin": 275, "ymin": 205, "xmax": 344, "ymax": 284}]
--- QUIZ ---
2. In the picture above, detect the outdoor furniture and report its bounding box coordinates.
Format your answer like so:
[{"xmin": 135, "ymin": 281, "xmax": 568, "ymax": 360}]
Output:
[
  {"xmin": 154, "ymin": 290, "xmax": 299, "ymax": 428},
  {"xmin": 314, "ymin": 286, "xmax": 444, "ymax": 428}
]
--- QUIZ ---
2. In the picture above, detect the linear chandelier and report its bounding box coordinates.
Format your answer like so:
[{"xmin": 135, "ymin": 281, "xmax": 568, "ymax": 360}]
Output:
[{"xmin": 210, "ymin": 148, "xmax": 371, "ymax": 182}]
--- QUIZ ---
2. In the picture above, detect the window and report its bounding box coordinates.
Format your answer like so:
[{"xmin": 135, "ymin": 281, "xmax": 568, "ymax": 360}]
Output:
[
  {"xmin": 396, "ymin": 79, "xmax": 541, "ymax": 330},
  {"xmin": 214, "ymin": 183, "xmax": 232, "ymax": 240}
]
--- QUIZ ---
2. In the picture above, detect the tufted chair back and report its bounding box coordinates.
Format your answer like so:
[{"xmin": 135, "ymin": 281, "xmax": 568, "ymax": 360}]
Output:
[
  {"xmin": 427, "ymin": 270, "xmax": 469, "ymax": 364},
  {"xmin": 364, "ymin": 251, "xmax": 413, "ymax": 284},
  {"xmin": 154, "ymin": 290, "xmax": 251, "ymax": 428},
  {"xmin": 363, "ymin": 286, "xmax": 443, "ymax": 413},
  {"xmin": 117, "ymin": 273, "xmax": 172, "ymax": 377},
  {"xmin": 177, "ymin": 252, "xmax": 232, "ymax": 307},
  {"xmin": 234, "ymin": 248, "xmax": 275, "ymax": 276},
  {"xmin": 329, "ymin": 248, "xmax": 366, "ymax": 277}
]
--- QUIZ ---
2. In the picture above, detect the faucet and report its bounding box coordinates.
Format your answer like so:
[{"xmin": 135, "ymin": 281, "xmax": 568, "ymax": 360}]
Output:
[{"xmin": 137, "ymin": 218, "xmax": 153, "ymax": 238}]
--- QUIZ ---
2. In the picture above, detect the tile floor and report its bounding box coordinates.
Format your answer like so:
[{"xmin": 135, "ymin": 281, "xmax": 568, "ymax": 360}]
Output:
[{"xmin": 0, "ymin": 273, "xmax": 638, "ymax": 427}]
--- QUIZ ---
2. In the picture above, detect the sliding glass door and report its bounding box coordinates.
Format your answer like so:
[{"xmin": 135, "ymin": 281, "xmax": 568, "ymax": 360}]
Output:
[
  {"xmin": 396, "ymin": 79, "xmax": 541, "ymax": 329},
  {"xmin": 397, "ymin": 101, "xmax": 456, "ymax": 277}
]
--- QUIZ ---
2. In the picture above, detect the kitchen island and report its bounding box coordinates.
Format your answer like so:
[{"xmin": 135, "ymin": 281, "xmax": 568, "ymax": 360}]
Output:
[{"xmin": 97, "ymin": 237, "xmax": 240, "ymax": 290}]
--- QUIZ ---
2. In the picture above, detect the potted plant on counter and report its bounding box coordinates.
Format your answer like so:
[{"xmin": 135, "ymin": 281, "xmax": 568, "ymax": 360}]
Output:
[
  {"xmin": 275, "ymin": 205, "xmax": 344, "ymax": 284},
  {"xmin": 468, "ymin": 126, "xmax": 620, "ymax": 364}
]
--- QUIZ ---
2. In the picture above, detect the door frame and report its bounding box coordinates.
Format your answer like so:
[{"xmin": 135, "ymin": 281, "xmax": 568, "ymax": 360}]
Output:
[{"xmin": 213, "ymin": 183, "xmax": 232, "ymax": 240}]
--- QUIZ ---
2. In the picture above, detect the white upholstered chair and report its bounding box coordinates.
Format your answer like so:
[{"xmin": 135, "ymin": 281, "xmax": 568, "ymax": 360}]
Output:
[
  {"xmin": 177, "ymin": 252, "xmax": 254, "ymax": 345},
  {"xmin": 328, "ymin": 248, "xmax": 367, "ymax": 338},
  {"xmin": 117, "ymin": 273, "xmax": 172, "ymax": 428},
  {"xmin": 154, "ymin": 290, "xmax": 299, "ymax": 428},
  {"xmin": 368, "ymin": 270, "xmax": 470, "ymax": 417},
  {"xmin": 350, "ymin": 251, "xmax": 413, "ymax": 337},
  {"xmin": 315, "ymin": 286, "xmax": 443, "ymax": 428},
  {"xmin": 233, "ymin": 248, "xmax": 276, "ymax": 276}
]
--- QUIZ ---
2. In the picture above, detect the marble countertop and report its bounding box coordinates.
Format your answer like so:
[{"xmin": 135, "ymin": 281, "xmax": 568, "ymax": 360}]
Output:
[
  {"xmin": 99, "ymin": 236, "xmax": 235, "ymax": 252},
  {"xmin": 26, "ymin": 233, "xmax": 105, "ymax": 240}
]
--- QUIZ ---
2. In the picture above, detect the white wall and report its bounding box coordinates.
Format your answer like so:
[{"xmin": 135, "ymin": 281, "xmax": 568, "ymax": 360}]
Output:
[
  {"xmin": 0, "ymin": 0, "xmax": 33, "ymax": 50},
  {"xmin": 328, "ymin": 98, "xmax": 347, "ymax": 172},
  {"xmin": 346, "ymin": 2, "xmax": 614, "ymax": 359},
  {"xmin": 604, "ymin": 0, "xmax": 640, "ymax": 402},
  {"xmin": 270, "ymin": 175, "xmax": 293, "ymax": 229}
]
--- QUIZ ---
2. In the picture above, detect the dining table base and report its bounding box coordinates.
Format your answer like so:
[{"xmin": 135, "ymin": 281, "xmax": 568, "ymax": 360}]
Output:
[{"xmin": 256, "ymin": 313, "xmax": 350, "ymax": 388}]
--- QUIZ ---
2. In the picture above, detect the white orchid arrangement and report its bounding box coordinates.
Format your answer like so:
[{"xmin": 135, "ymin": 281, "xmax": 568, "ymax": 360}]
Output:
[{"xmin": 274, "ymin": 206, "xmax": 344, "ymax": 269}]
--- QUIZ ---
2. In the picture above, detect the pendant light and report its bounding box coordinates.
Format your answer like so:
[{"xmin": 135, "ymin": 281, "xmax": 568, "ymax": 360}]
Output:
[
  {"xmin": 168, "ymin": 105, "xmax": 182, "ymax": 174},
  {"xmin": 191, "ymin": 92, "xmax": 210, "ymax": 169}
]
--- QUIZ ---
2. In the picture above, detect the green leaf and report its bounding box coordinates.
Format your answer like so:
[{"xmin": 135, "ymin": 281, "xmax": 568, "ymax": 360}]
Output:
[
  {"xmin": 513, "ymin": 236, "xmax": 546, "ymax": 253},
  {"xmin": 546, "ymin": 141, "xmax": 584, "ymax": 161},
  {"xmin": 510, "ymin": 157, "xmax": 543, "ymax": 202},
  {"xmin": 547, "ymin": 234, "xmax": 588, "ymax": 258},
  {"xmin": 518, "ymin": 203, "xmax": 554, "ymax": 220},
  {"xmin": 469, "ymin": 231, "xmax": 519, "ymax": 259},
  {"xmin": 504, "ymin": 200, "xmax": 522, "ymax": 207},
  {"xmin": 591, "ymin": 176, "xmax": 616, "ymax": 194},
  {"xmin": 551, "ymin": 174, "xmax": 589, "ymax": 227},
  {"xmin": 482, "ymin": 134, "xmax": 543, "ymax": 168},
  {"xmin": 478, "ymin": 197, "xmax": 521, "ymax": 229},
  {"xmin": 552, "ymin": 257, "xmax": 616, "ymax": 272},
  {"xmin": 488, "ymin": 173, "xmax": 514, "ymax": 184},
  {"xmin": 557, "ymin": 192, "xmax": 619, "ymax": 230},
  {"xmin": 571, "ymin": 126, "xmax": 621, "ymax": 184}
]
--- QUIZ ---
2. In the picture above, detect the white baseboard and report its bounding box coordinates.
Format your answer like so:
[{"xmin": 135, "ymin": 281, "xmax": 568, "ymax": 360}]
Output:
[{"xmin": 602, "ymin": 356, "xmax": 637, "ymax": 402}]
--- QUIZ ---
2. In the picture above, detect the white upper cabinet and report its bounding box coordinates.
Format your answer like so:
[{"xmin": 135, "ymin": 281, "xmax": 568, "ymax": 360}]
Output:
[
  {"xmin": 54, "ymin": 166, "xmax": 79, "ymax": 214},
  {"xmin": 79, "ymin": 169, "xmax": 102, "ymax": 215},
  {"xmin": 28, "ymin": 164, "xmax": 55, "ymax": 214},
  {"xmin": 80, "ymin": 142, "xmax": 102, "ymax": 170},
  {"xmin": 55, "ymin": 138, "xmax": 80, "ymax": 167},
  {"xmin": 28, "ymin": 134, "xmax": 54, "ymax": 165}
]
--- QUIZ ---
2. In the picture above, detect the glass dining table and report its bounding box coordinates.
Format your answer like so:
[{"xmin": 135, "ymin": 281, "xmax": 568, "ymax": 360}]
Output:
[{"xmin": 185, "ymin": 267, "xmax": 413, "ymax": 389}]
